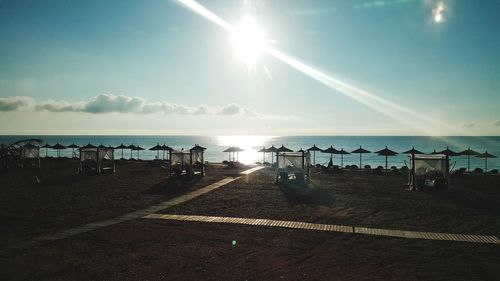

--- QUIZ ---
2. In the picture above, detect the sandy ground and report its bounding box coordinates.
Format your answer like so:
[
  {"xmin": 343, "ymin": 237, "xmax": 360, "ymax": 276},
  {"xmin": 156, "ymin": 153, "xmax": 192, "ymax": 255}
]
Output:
[
  {"xmin": 1, "ymin": 164, "xmax": 500, "ymax": 280},
  {"xmin": 0, "ymin": 159, "xmax": 247, "ymax": 248}
]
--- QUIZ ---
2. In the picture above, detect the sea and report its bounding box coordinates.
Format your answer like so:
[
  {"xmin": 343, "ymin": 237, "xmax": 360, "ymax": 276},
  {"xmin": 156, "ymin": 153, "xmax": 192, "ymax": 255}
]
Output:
[{"xmin": 1, "ymin": 135, "xmax": 499, "ymax": 170}]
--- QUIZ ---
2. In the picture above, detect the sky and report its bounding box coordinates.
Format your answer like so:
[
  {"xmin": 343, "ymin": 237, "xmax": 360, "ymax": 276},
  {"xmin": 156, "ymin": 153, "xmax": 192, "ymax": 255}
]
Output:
[{"xmin": 0, "ymin": 0, "xmax": 499, "ymax": 136}]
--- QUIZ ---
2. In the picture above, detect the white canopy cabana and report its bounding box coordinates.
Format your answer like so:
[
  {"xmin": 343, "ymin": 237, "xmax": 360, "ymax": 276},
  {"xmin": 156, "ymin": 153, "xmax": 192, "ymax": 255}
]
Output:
[
  {"xmin": 276, "ymin": 151, "xmax": 310, "ymax": 184},
  {"xmin": 79, "ymin": 147, "xmax": 115, "ymax": 173},
  {"xmin": 409, "ymin": 154, "xmax": 449, "ymax": 190},
  {"xmin": 168, "ymin": 145, "xmax": 205, "ymax": 177},
  {"xmin": 21, "ymin": 143, "xmax": 40, "ymax": 168}
]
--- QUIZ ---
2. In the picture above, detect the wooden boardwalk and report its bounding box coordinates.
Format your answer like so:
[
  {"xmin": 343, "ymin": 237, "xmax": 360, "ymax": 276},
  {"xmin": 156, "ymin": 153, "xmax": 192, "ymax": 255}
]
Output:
[{"xmin": 144, "ymin": 214, "xmax": 500, "ymax": 245}]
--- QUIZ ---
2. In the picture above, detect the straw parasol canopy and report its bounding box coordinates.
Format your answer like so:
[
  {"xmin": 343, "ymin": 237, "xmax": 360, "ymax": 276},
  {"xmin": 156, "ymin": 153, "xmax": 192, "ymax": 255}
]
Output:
[
  {"xmin": 52, "ymin": 143, "xmax": 66, "ymax": 158},
  {"xmin": 475, "ymin": 151, "xmax": 497, "ymax": 172},
  {"xmin": 115, "ymin": 143, "xmax": 128, "ymax": 159},
  {"xmin": 375, "ymin": 146, "xmax": 398, "ymax": 171},
  {"xmin": 439, "ymin": 146, "xmax": 460, "ymax": 157},
  {"xmin": 337, "ymin": 148, "xmax": 350, "ymax": 168},
  {"xmin": 41, "ymin": 143, "xmax": 52, "ymax": 157},
  {"xmin": 149, "ymin": 143, "xmax": 162, "ymax": 159},
  {"xmin": 277, "ymin": 144, "xmax": 293, "ymax": 152},
  {"xmin": 257, "ymin": 146, "xmax": 268, "ymax": 164},
  {"xmin": 67, "ymin": 143, "xmax": 80, "ymax": 158},
  {"xmin": 351, "ymin": 146, "xmax": 371, "ymax": 168},
  {"xmin": 430, "ymin": 149, "xmax": 440, "ymax": 155},
  {"xmin": 459, "ymin": 147, "xmax": 480, "ymax": 172},
  {"xmin": 297, "ymin": 148, "xmax": 305, "ymax": 153},
  {"xmin": 223, "ymin": 146, "xmax": 245, "ymax": 162},
  {"xmin": 403, "ymin": 147, "xmax": 423, "ymax": 155},
  {"xmin": 322, "ymin": 146, "xmax": 339, "ymax": 167},
  {"xmin": 98, "ymin": 144, "xmax": 107, "ymax": 149},
  {"xmin": 307, "ymin": 144, "xmax": 323, "ymax": 165}
]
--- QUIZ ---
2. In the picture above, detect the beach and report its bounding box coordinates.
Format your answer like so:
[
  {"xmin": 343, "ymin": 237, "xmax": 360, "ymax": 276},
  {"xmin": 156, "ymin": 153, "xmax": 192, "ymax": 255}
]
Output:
[{"xmin": 1, "ymin": 159, "xmax": 499, "ymax": 280}]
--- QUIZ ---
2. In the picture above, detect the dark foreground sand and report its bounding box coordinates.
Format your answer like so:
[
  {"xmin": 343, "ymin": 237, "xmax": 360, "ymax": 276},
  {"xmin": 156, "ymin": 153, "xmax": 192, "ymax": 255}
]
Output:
[{"xmin": 1, "ymin": 161, "xmax": 500, "ymax": 280}]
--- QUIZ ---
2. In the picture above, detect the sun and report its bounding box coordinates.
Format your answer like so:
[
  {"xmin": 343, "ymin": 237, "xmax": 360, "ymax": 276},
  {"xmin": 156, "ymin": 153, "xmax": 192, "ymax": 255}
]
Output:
[{"xmin": 230, "ymin": 15, "xmax": 267, "ymax": 67}]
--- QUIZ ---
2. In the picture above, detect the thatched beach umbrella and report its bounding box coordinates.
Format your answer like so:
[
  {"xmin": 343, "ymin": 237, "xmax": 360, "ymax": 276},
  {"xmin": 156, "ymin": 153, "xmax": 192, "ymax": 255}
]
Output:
[
  {"xmin": 52, "ymin": 143, "xmax": 66, "ymax": 158},
  {"xmin": 223, "ymin": 146, "xmax": 245, "ymax": 162},
  {"xmin": 475, "ymin": 151, "xmax": 497, "ymax": 172},
  {"xmin": 160, "ymin": 144, "xmax": 173, "ymax": 160},
  {"xmin": 115, "ymin": 143, "xmax": 128, "ymax": 159},
  {"xmin": 133, "ymin": 145, "xmax": 145, "ymax": 160},
  {"xmin": 403, "ymin": 147, "xmax": 423, "ymax": 173},
  {"xmin": 375, "ymin": 146, "xmax": 398, "ymax": 171},
  {"xmin": 430, "ymin": 149, "xmax": 440, "ymax": 155},
  {"xmin": 459, "ymin": 147, "xmax": 480, "ymax": 173},
  {"xmin": 307, "ymin": 144, "xmax": 323, "ymax": 165},
  {"xmin": 439, "ymin": 147, "xmax": 460, "ymax": 157},
  {"xmin": 257, "ymin": 146, "xmax": 268, "ymax": 164},
  {"xmin": 337, "ymin": 148, "xmax": 350, "ymax": 168},
  {"xmin": 149, "ymin": 143, "xmax": 162, "ymax": 159},
  {"xmin": 267, "ymin": 145, "xmax": 278, "ymax": 165},
  {"xmin": 67, "ymin": 143, "xmax": 80, "ymax": 158},
  {"xmin": 98, "ymin": 144, "xmax": 107, "ymax": 149},
  {"xmin": 322, "ymin": 146, "xmax": 339, "ymax": 166},
  {"xmin": 351, "ymin": 146, "xmax": 371, "ymax": 168},
  {"xmin": 41, "ymin": 143, "xmax": 52, "ymax": 157},
  {"xmin": 127, "ymin": 144, "xmax": 137, "ymax": 159}
]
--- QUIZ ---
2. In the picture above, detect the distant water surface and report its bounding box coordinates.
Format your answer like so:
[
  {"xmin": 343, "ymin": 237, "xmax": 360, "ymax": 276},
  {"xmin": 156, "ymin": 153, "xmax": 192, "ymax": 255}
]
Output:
[{"xmin": 1, "ymin": 135, "xmax": 499, "ymax": 170}]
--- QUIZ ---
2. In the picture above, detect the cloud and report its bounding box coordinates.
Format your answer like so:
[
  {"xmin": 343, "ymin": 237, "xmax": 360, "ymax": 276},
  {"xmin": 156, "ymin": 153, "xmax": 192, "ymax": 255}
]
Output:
[
  {"xmin": 0, "ymin": 94, "xmax": 293, "ymax": 119},
  {"xmin": 493, "ymin": 120, "xmax": 500, "ymax": 126},
  {"xmin": 0, "ymin": 96, "xmax": 35, "ymax": 111}
]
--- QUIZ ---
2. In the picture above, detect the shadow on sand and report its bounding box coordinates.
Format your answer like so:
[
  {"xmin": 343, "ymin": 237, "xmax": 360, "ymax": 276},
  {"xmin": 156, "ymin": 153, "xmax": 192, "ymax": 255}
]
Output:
[
  {"xmin": 279, "ymin": 181, "xmax": 335, "ymax": 206},
  {"xmin": 143, "ymin": 175, "xmax": 202, "ymax": 198}
]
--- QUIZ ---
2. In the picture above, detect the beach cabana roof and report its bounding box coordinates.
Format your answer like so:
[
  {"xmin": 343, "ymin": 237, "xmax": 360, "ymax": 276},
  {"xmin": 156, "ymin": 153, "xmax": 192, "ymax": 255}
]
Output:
[
  {"xmin": 277, "ymin": 145, "xmax": 293, "ymax": 153},
  {"xmin": 439, "ymin": 147, "xmax": 459, "ymax": 156},
  {"xmin": 190, "ymin": 144, "xmax": 206, "ymax": 151},
  {"xmin": 98, "ymin": 144, "xmax": 107, "ymax": 149},
  {"xmin": 81, "ymin": 143, "xmax": 97, "ymax": 149},
  {"xmin": 23, "ymin": 143, "xmax": 38, "ymax": 149},
  {"xmin": 403, "ymin": 147, "xmax": 423, "ymax": 154},
  {"xmin": 307, "ymin": 144, "xmax": 323, "ymax": 152},
  {"xmin": 351, "ymin": 146, "xmax": 370, "ymax": 154}
]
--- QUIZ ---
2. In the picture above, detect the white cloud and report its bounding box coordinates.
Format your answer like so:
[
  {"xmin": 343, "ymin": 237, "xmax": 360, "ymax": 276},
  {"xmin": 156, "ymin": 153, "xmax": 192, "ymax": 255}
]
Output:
[
  {"xmin": 493, "ymin": 120, "xmax": 500, "ymax": 126},
  {"xmin": 0, "ymin": 94, "xmax": 293, "ymax": 119}
]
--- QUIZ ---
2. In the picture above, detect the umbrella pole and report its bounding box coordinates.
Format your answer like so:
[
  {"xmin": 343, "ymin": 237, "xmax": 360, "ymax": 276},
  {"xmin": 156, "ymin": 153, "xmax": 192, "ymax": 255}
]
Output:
[
  {"xmin": 485, "ymin": 157, "xmax": 488, "ymax": 172},
  {"xmin": 386, "ymin": 156, "xmax": 388, "ymax": 171},
  {"xmin": 359, "ymin": 153, "xmax": 362, "ymax": 168},
  {"xmin": 467, "ymin": 154, "xmax": 470, "ymax": 173},
  {"xmin": 341, "ymin": 154, "xmax": 343, "ymax": 168},
  {"xmin": 313, "ymin": 151, "xmax": 316, "ymax": 165},
  {"xmin": 121, "ymin": 148, "xmax": 124, "ymax": 159}
]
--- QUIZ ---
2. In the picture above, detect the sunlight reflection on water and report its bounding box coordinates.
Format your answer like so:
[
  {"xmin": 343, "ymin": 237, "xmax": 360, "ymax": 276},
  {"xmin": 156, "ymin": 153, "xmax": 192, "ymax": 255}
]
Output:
[{"xmin": 216, "ymin": 135, "xmax": 272, "ymax": 164}]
